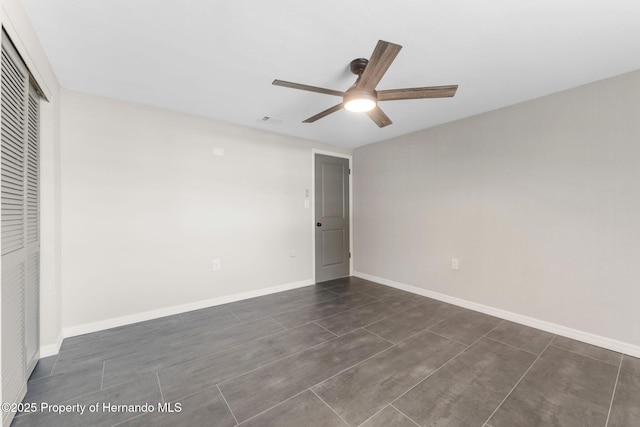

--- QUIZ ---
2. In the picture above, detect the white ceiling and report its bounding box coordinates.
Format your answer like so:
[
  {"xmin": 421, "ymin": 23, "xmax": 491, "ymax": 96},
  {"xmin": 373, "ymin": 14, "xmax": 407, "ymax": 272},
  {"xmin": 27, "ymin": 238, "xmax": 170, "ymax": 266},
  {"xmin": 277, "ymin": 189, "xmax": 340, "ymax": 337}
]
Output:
[{"xmin": 21, "ymin": 0, "xmax": 640, "ymax": 148}]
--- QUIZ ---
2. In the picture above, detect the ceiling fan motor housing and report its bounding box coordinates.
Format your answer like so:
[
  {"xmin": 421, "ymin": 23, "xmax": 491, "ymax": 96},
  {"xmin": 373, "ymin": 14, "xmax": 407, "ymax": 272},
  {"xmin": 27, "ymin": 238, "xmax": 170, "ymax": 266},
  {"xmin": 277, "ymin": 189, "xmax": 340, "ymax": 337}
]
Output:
[{"xmin": 350, "ymin": 58, "xmax": 369, "ymax": 75}]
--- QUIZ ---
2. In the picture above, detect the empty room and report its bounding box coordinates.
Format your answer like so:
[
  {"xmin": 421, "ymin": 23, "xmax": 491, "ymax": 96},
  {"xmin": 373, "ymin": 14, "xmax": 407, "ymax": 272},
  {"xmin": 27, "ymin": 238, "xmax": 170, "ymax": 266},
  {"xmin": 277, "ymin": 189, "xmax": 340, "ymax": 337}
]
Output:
[{"xmin": 1, "ymin": 1, "xmax": 640, "ymax": 426}]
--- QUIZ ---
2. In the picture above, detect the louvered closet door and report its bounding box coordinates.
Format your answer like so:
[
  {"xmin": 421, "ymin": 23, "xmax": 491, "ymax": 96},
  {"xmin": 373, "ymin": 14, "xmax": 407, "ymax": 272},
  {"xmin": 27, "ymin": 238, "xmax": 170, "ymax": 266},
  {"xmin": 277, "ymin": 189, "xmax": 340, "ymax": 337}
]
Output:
[
  {"xmin": 1, "ymin": 33, "xmax": 39, "ymax": 425},
  {"xmin": 24, "ymin": 84, "xmax": 40, "ymax": 374}
]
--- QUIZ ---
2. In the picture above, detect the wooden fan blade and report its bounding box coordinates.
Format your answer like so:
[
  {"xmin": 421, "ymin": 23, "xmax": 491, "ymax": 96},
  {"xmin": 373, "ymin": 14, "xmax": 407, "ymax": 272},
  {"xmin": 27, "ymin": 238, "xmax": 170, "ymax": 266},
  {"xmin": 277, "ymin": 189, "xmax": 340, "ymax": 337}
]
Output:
[
  {"xmin": 272, "ymin": 79, "xmax": 344, "ymax": 97},
  {"xmin": 377, "ymin": 85, "xmax": 458, "ymax": 101},
  {"xmin": 366, "ymin": 106, "xmax": 393, "ymax": 128},
  {"xmin": 357, "ymin": 40, "xmax": 402, "ymax": 91},
  {"xmin": 303, "ymin": 103, "xmax": 344, "ymax": 123}
]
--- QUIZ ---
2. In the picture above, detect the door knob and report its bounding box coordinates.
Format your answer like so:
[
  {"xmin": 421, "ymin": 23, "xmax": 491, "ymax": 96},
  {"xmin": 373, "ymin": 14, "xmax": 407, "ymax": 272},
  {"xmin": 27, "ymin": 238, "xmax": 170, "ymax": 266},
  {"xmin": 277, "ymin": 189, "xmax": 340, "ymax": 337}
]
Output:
[{"xmin": 316, "ymin": 222, "xmax": 322, "ymax": 227}]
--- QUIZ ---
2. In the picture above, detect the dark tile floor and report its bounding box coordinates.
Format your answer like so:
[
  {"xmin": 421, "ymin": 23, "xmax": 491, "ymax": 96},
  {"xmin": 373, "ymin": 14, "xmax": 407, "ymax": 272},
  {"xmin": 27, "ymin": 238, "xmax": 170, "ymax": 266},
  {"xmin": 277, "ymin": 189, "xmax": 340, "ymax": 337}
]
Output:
[{"xmin": 11, "ymin": 276, "xmax": 640, "ymax": 427}]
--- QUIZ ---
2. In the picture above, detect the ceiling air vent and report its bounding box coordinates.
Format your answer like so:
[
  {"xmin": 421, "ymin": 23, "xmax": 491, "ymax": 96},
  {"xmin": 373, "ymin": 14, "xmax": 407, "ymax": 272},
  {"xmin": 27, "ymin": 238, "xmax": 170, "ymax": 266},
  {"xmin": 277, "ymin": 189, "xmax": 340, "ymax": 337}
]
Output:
[{"xmin": 257, "ymin": 116, "xmax": 284, "ymax": 125}]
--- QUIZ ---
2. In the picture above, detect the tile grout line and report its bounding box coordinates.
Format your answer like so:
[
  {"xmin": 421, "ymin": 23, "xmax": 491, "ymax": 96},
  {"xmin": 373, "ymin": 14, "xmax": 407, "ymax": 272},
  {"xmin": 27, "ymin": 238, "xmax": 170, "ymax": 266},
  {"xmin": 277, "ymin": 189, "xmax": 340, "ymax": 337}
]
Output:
[
  {"xmin": 230, "ymin": 285, "xmax": 428, "ymax": 335},
  {"xmin": 268, "ymin": 316, "xmax": 289, "ymax": 330},
  {"xmin": 422, "ymin": 328, "xmax": 472, "ymax": 348},
  {"xmin": 359, "ymin": 313, "xmax": 505, "ymax": 419},
  {"xmin": 311, "ymin": 388, "xmax": 352, "ymax": 426},
  {"xmin": 266, "ymin": 295, "xmax": 386, "ymax": 330},
  {"xmin": 232, "ymin": 292, "xmax": 356, "ymax": 324},
  {"xmin": 362, "ymin": 307, "xmax": 460, "ymax": 348},
  {"xmin": 312, "ymin": 294, "xmax": 435, "ymax": 337},
  {"xmin": 312, "ymin": 321, "xmax": 338, "ymax": 337},
  {"xmin": 216, "ymin": 327, "xmax": 397, "ymax": 412},
  {"xmin": 356, "ymin": 405, "xmax": 389, "ymax": 427},
  {"xmin": 384, "ymin": 340, "xmax": 472, "ymax": 406},
  {"xmin": 229, "ymin": 310, "xmax": 244, "ymax": 324},
  {"xmin": 549, "ymin": 342, "xmax": 621, "ymax": 367},
  {"xmin": 233, "ymin": 388, "xmax": 311, "ymax": 425},
  {"xmin": 307, "ymin": 329, "xmax": 398, "ymax": 392},
  {"xmin": 361, "ymin": 328, "xmax": 396, "ymax": 346},
  {"xmin": 199, "ymin": 326, "xmax": 333, "ymax": 376},
  {"xmin": 156, "ymin": 372, "xmax": 165, "ymax": 404},
  {"xmin": 367, "ymin": 298, "xmax": 437, "ymax": 327},
  {"xmin": 426, "ymin": 313, "xmax": 500, "ymax": 343},
  {"xmin": 100, "ymin": 361, "xmax": 105, "ymax": 390},
  {"xmin": 423, "ymin": 307, "xmax": 470, "ymax": 332},
  {"xmin": 170, "ymin": 331, "xmax": 354, "ymax": 404},
  {"xmin": 311, "ymin": 299, "xmax": 383, "ymax": 322},
  {"xmin": 357, "ymin": 404, "xmax": 422, "ymax": 427},
  {"xmin": 110, "ymin": 413, "xmax": 147, "ymax": 427},
  {"xmin": 482, "ymin": 335, "xmax": 541, "ymax": 357},
  {"xmin": 388, "ymin": 404, "xmax": 422, "ymax": 427},
  {"xmin": 481, "ymin": 319, "xmax": 509, "ymax": 342},
  {"xmin": 387, "ymin": 304, "xmax": 502, "ymax": 350},
  {"xmin": 219, "ymin": 320, "xmax": 468, "ymax": 425},
  {"xmin": 480, "ymin": 320, "xmax": 560, "ymax": 356},
  {"xmin": 359, "ymin": 290, "xmax": 412, "ymax": 301},
  {"xmin": 102, "ymin": 318, "xmax": 297, "ymax": 392},
  {"xmin": 240, "ymin": 285, "xmax": 424, "ymax": 330},
  {"xmin": 325, "ymin": 288, "xmax": 343, "ymax": 295},
  {"xmin": 217, "ymin": 384, "xmax": 240, "ymax": 425},
  {"xmin": 388, "ymin": 294, "xmax": 438, "ymax": 306},
  {"xmin": 359, "ymin": 302, "xmax": 459, "ymax": 344},
  {"xmin": 47, "ymin": 374, "xmax": 161, "ymax": 407},
  {"xmin": 389, "ymin": 322, "xmax": 504, "ymax": 408},
  {"xmin": 604, "ymin": 353, "xmax": 624, "ymax": 427},
  {"xmin": 481, "ymin": 339, "xmax": 554, "ymax": 426}
]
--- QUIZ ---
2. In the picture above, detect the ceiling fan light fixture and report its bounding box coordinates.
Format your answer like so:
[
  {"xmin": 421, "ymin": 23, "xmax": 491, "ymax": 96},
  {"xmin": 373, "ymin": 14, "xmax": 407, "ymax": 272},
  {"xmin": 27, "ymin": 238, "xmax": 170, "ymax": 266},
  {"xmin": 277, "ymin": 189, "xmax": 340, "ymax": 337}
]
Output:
[
  {"xmin": 272, "ymin": 40, "xmax": 457, "ymax": 127},
  {"xmin": 343, "ymin": 91, "xmax": 377, "ymax": 112}
]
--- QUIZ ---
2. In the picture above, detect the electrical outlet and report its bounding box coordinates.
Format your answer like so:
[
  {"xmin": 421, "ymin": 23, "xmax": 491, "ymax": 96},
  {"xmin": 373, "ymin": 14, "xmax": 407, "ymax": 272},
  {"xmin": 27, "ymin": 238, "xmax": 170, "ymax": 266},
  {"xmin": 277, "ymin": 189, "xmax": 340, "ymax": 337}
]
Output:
[
  {"xmin": 212, "ymin": 259, "xmax": 221, "ymax": 271},
  {"xmin": 451, "ymin": 258, "xmax": 459, "ymax": 270}
]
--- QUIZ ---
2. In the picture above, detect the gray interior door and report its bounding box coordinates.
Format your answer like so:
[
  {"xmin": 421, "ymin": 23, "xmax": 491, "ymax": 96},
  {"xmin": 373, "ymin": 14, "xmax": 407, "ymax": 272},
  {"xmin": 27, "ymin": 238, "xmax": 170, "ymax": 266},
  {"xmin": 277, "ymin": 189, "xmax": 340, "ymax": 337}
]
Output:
[{"xmin": 315, "ymin": 154, "xmax": 350, "ymax": 283}]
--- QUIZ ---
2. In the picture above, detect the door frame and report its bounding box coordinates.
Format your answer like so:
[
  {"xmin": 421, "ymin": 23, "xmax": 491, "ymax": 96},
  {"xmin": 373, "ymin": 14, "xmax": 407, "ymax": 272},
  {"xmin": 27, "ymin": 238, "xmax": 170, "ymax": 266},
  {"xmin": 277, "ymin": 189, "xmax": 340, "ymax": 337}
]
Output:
[{"xmin": 311, "ymin": 149, "xmax": 353, "ymax": 283}]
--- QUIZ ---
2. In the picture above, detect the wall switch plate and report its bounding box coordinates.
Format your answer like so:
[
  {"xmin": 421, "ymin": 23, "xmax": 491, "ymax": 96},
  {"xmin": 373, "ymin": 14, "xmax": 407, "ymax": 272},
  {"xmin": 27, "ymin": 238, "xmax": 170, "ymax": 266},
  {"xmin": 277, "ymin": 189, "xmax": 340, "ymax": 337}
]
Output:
[
  {"xmin": 451, "ymin": 258, "xmax": 459, "ymax": 270},
  {"xmin": 212, "ymin": 148, "xmax": 224, "ymax": 156},
  {"xmin": 289, "ymin": 250, "xmax": 296, "ymax": 258},
  {"xmin": 304, "ymin": 200, "xmax": 310, "ymax": 209},
  {"xmin": 212, "ymin": 259, "xmax": 221, "ymax": 271}
]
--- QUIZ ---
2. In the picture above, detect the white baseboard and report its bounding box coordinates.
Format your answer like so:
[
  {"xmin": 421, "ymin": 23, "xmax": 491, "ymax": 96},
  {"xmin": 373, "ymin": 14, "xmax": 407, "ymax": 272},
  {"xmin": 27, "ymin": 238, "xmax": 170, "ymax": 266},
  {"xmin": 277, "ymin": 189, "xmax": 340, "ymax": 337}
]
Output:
[
  {"xmin": 61, "ymin": 278, "xmax": 314, "ymax": 344},
  {"xmin": 40, "ymin": 331, "xmax": 64, "ymax": 358},
  {"xmin": 354, "ymin": 271, "xmax": 640, "ymax": 358}
]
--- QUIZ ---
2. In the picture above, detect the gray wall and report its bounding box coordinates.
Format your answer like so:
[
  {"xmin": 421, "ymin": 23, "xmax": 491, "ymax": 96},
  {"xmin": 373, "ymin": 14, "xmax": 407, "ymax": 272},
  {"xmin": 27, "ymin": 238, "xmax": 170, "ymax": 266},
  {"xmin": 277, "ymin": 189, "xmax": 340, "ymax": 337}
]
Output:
[
  {"xmin": 354, "ymin": 70, "xmax": 640, "ymax": 349},
  {"xmin": 60, "ymin": 90, "xmax": 350, "ymax": 333}
]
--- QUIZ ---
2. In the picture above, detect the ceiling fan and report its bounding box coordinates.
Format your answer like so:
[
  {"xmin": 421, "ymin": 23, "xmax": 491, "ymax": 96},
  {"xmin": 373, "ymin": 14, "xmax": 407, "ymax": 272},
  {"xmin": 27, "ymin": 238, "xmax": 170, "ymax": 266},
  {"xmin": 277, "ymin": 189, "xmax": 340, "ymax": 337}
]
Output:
[{"xmin": 272, "ymin": 40, "xmax": 458, "ymax": 128}]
